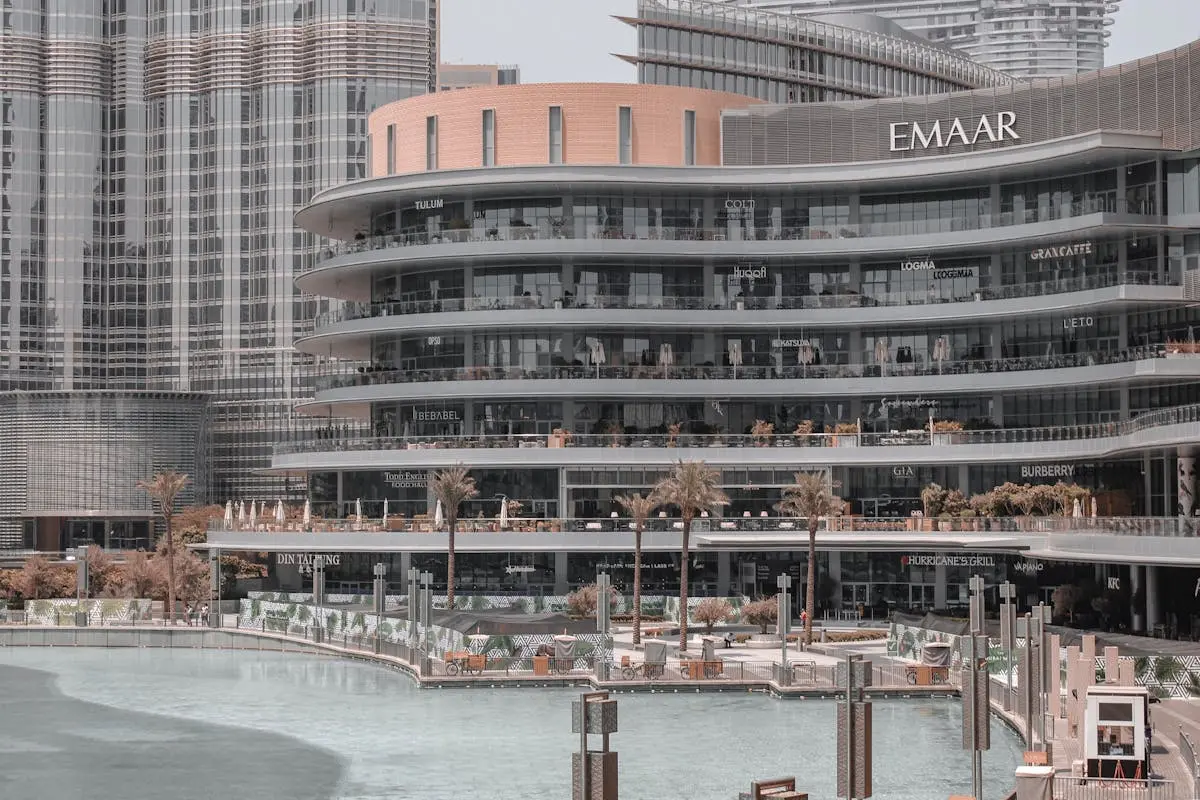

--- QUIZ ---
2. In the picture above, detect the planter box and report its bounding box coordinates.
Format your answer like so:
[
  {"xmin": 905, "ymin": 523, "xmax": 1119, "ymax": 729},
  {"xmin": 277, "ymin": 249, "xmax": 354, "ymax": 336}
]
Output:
[{"xmin": 833, "ymin": 434, "xmax": 859, "ymax": 447}]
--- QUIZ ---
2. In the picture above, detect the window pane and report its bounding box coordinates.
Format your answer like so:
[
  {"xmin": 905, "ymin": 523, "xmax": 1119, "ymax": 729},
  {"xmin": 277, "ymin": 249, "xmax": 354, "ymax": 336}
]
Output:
[
  {"xmin": 549, "ymin": 106, "xmax": 563, "ymax": 164},
  {"xmin": 425, "ymin": 116, "xmax": 438, "ymax": 171},
  {"xmin": 683, "ymin": 109, "xmax": 696, "ymax": 166},
  {"xmin": 482, "ymin": 109, "xmax": 495, "ymax": 167},
  {"xmin": 618, "ymin": 106, "xmax": 632, "ymax": 165}
]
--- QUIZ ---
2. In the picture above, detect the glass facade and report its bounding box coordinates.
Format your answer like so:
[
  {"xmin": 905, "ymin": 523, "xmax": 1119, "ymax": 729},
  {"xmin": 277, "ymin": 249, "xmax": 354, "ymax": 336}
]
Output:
[
  {"xmin": 624, "ymin": 0, "xmax": 1015, "ymax": 104},
  {"xmin": 718, "ymin": 0, "xmax": 1120, "ymax": 79},
  {"xmin": 0, "ymin": 1, "xmax": 438, "ymax": 511}
]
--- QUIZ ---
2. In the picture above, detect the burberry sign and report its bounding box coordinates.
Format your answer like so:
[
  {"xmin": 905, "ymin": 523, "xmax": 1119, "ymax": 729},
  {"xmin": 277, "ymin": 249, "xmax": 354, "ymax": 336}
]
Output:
[{"xmin": 889, "ymin": 113, "xmax": 1019, "ymax": 152}]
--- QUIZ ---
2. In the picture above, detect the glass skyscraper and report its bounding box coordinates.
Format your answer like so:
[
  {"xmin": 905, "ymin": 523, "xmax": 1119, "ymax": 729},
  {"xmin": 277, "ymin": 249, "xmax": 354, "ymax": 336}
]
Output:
[
  {"xmin": 715, "ymin": 0, "xmax": 1121, "ymax": 78},
  {"xmin": 0, "ymin": 0, "xmax": 439, "ymax": 504}
]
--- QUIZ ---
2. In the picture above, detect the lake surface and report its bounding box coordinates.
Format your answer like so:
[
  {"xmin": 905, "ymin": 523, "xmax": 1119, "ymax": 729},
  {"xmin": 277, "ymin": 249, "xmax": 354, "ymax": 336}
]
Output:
[{"xmin": 0, "ymin": 648, "xmax": 1023, "ymax": 800}]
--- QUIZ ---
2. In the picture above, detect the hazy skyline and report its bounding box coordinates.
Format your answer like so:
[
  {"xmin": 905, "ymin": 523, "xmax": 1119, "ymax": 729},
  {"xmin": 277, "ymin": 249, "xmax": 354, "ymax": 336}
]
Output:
[{"xmin": 441, "ymin": 0, "xmax": 1199, "ymax": 84}]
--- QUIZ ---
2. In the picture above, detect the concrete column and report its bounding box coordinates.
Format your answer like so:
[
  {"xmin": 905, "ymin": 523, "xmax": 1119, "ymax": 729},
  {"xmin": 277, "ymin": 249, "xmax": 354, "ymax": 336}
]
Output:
[
  {"xmin": 716, "ymin": 551, "xmax": 731, "ymax": 597},
  {"xmin": 826, "ymin": 550, "xmax": 841, "ymax": 607},
  {"xmin": 1049, "ymin": 633, "xmax": 1062, "ymax": 717},
  {"xmin": 847, "ymin": 260, "xmax": 862, "ymax": 295},
  {"xmin": 1118, "ymin": 313, "xmax": 1129, "ymax": 351},
  {"xmin": 554, "ymin": 552, "xmax": 569, "ymax": 595},
  {"xmin": 462, "ymin": 399, "xmax": 474, "ymax": 435},
  {"xmin": 849, "ymin": 328, "xmax": 863, "ymax": 367},
  {"xmin": 702, "ymin": 260, "xmax": 715, "ymax": 306},
  {"xmin": 560, "ymin": 260, "xmax": 573, "ymax": 298},
  {"xmin": 848, "ymin": 192, "xmax": 860, "ymax": 226},
  {"xmin": 1145, "ymin": 565, "xmax": 1160, "ymax": 631},
  {"xmin": 957, "ymin": 463, "xmax": 970, "ymax": 496},
  {"xmin": 1143, "ymin": 452, "xmax": 1153, "ymax": 516},
  {"xmin": 399, "ymin": 552, "xmax": 412, "ymax": 591},
  {"xmin": 1165, "ymin": 455, "xmax": 1174, "ymax": 518},
  {"xmin": 1130, "ymin": 564, "xmax": 1144, "ymax": 631},
  {"xmin": 992, "ymin": 393, "xmax": 1005, "ymax": 427},
  {"xmin": 703, "ymin": 332, "xmax": 716, "ymax": 364},
  {"xmin": 991, "ymin": 322, "xmax": 1003, "ymax": 359},
  {"xmin": 1119, "ymin": 386, "xmax": 1130, "ymax": 420},
  {"xmin": 336, "ymin": 471, "xmax": 345, "ymax": 517},
  {"xmin": 557, "ymin": 467, "xmax": 569, "ymax": 523},
  {"xmin": 1116, "ymin": 165, "xmax": 1127, "ymax": 214},
  {"xmin": 934, "ymin": 563, "xmax": 948, "ymax": 608}
]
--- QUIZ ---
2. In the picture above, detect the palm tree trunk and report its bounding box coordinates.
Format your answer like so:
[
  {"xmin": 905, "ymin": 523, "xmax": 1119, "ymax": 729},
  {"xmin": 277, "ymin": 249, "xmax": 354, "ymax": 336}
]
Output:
[
  {"xmin": 165, "ymin": 516, "xmax": 176, "ymax": 625},
  {"xmin": 679, "ymin": 516, "xmax": 690, "ymax": 652},
  {"xmin": 632, "ymin": 524, "xmax": 643, "ymax": 646},
  {"xmin": 805, "ymin": 519, "xmax": 816, "ymax": 646},
  {"xmin": 446, "ymin": 520, "xmax": 456, "ymax": 609}
]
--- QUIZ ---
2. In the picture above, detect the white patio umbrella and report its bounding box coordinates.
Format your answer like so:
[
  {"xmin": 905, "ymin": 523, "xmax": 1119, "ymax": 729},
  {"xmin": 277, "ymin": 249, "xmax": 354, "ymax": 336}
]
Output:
[
  {"xmin": 499, "ymin": 497, "xmax": 509, "ymax": 529},
  {"xmin": 238, "ymin": 500, "xmax": 246, "ymax": 525},
  {"xmin": 434, "ymin": 499, "xmax": 444, "ymax": 528},
  {"xmin": 798, "ymin": 340, "xmax": 814, "ymax": 376},
  {"xmin": 275, "ymin": 499, "xmax": 285, "ymax": 524},
  {"xmin": 874, "ymin": 337, "xmax": 890, "ymax": 374},
  {"xmin": 355, "ymin": 498, "xmax": 363, "ymax": 524},
  {"xmin": 658, "ymin": 342, "xmax": 674, "ymax": 372},
  {"xmin": 932, "ymin": 336, "xmax": 951, "ymax": 374},
  {"xmin": 249, "ymin": 501, "xmax": 258, "ymax": 525},
  {"xmin": 382, "ymin": 498, "xmax": 389, "ymax": 526},
  {"xmin": 1090, "ymin": 497, "xmax": 1098, "ymax": 518},
  {"xmin": 585, "ymin": 337, "xmax": 606, "ymax": 378},
  {"xmin": 302, "ymin": 498, "xmax": 312, "ymax": 526},
  {"xmin": 224, "ymin": 500, "xmax": 233, "ymax": 529},
  {"xmin": 1072, "ymin": 498, "xmax": 1083, "ymax": 518},
  {"xmin": 727, "ymin": 339, "xmax": 743, "ymax": 378}
]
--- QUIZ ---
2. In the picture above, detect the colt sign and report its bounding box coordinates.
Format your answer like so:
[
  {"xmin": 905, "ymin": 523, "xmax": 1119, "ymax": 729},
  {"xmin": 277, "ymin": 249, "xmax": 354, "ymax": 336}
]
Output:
[{"xmin": 889, "ymin": 113, "xmax": 1019, "ymax": 152}]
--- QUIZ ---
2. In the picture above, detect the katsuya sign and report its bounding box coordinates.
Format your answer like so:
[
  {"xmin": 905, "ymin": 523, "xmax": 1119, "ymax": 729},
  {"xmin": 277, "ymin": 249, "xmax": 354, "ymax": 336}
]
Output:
[{"xmin": 889, "ymin": 113, "xmax": 1020, "ymax": 152}]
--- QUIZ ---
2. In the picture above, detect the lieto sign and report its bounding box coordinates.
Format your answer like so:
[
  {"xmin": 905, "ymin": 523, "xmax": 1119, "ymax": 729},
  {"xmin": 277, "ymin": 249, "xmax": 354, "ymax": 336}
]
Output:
[{"xmin": 889, "ymin": 113, "xmax": 1019, "ymax": 152}]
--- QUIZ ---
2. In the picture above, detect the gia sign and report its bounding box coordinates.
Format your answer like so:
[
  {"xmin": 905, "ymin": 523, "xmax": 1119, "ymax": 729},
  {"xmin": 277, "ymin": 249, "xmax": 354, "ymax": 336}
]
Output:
[{"xmin": 889, "ymin": 113, "xmax": 1019, "ymax": 152}]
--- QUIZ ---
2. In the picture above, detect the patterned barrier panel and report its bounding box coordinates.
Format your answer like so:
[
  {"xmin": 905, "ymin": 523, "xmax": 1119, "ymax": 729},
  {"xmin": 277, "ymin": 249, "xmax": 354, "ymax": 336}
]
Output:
[{"xmin": 20, "ymin": 598, "xmax": 154, "ymax": 626}]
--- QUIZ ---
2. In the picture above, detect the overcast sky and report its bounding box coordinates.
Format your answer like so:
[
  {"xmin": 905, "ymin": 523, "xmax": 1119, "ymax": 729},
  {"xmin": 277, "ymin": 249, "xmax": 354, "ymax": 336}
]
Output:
[{"xmin": 440, "ymin": 0, "xmax": 1200, "ymax": 83}]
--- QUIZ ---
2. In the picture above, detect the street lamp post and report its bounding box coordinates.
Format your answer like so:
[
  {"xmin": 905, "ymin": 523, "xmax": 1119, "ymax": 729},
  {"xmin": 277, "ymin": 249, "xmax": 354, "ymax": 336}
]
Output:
[
  {"xmin": 999, "ymin": 581, "xmax": 1017, "ymax": 712},
  {"xmin": 71, "ymin": 546, "xmax": 89, "ymax": 627}
]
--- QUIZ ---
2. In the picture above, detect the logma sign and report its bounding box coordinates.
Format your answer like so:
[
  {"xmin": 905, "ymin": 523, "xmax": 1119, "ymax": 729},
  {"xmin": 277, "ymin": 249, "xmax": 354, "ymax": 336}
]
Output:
[{"xmin": 889, "ymin": 113, "xmax": 1019, "ymax": 152}]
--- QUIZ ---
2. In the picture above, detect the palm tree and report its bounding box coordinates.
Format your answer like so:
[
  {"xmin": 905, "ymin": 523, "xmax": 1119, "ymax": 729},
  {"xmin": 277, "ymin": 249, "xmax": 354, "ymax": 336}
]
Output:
[
  {"xmin": 776, "ymin": 471, "xmax": 843, "ymax": 646},
  {"xmin": 654, "ymin": 461, "xmax": 728, "ymax": 652},
  {"xmin": 429, "ymin": 466, "xmax": 478, "ymax": 608},
  {"xmin": 614, "ymin": 492, "xmax": 658, "ymax": 646},
  {"xmin": 136, "ymin": 470, "xmax": 190, "ymax": 624}
]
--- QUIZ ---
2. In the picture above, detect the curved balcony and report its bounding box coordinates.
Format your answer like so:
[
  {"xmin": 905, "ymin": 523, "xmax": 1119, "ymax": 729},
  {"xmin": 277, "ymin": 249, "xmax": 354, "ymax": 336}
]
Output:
[
  {"xmin": 273, "ymin": 398, "xmax": 1200, "ymax": 472},
  {"xmin": 301, "ymin": 269, "xmax": 1176, "ymax": 357},
  {"xmin": 299, "ymin": 205, "xmax": 1166, "ymax": 299},
  {"xmin": 306, "ymin": 345, "xmax": 1196, "ymax": 403}
]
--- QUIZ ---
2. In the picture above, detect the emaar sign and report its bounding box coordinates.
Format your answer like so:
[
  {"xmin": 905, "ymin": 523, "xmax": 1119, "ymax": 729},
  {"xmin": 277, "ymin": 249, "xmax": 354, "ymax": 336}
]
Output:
[{"xmin": 889, "ymin": 113, "xmax": 1019, "ymax": 152}]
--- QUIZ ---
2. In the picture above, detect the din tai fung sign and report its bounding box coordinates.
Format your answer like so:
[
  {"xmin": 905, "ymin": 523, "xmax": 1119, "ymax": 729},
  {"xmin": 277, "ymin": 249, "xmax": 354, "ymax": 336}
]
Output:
[
  {"xmin": 889, "ymin": 113, "xmax": 1019, "ymax": 152},
  {"xmin": 276, "ymin": 553, "xmax": 341, "ymax": 575}
]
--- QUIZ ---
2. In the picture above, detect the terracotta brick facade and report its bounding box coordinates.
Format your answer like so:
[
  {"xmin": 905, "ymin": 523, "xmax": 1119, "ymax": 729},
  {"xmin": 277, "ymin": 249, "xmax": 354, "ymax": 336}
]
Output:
[{"xmin": 368, "ymin": 83, "xmax": 761, "ymax": 176}]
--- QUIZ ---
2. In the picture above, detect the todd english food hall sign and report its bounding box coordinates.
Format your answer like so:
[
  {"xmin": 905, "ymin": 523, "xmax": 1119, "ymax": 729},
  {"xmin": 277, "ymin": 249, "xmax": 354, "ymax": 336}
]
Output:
[{"xmin": 889, "ymin": 113, "xmax": 1019, "ymax": 152}]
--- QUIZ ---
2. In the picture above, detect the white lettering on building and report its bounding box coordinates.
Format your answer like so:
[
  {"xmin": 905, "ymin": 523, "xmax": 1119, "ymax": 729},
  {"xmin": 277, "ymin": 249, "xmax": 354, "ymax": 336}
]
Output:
[
  {"xmin": 1020, "ymin": 464, "xmax": 1076, "ymax": 479},
  {"xmin": 384, "ymin": 470, "xmax": 431, "ymax": 488},
  {"xmin": 724, "ymin": 199, "xmax": 756, "ymax": 211},
  {"xmin": 1013, "ymin": 560, "xmax": 1044, "ymax": 575},
  {"xmin": 903, "ymin": 554, "xmax": 996, "ymax": 567},
  {"xmin": 733, "ymin": 264, "xmax": 767, "ymax": 280},
  {"xmin": 1029, "ymin": 242, "xmax": 1093, "ymax": 261},
  {"xmin": 892, "ymin": 465, "xmax": 916, "ymax": 478},
  {"xmin": 275, "ymin": 553, "xmax": 342, "ymax": 575},
  {"xmin": 412, "ymin": 409, "xmax": 459, "ymax": 422},
  {"xmin": 901, "ymin": 259, "xmax": 937, "ymax": 271},
  {"xmin": 1063, "ymin": 317, "xmax": 1094, "ymax": 330},
  {"xmin": 889, "ymin": 112, "xmax": 1019, "ymax": 152},
  {"xmin": 414, "ymin": 198, "xmax": 444, "ymax": 211}
]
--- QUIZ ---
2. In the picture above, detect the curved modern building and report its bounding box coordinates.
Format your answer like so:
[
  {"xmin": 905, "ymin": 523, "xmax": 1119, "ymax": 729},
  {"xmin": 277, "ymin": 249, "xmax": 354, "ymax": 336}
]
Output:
[
  {"xmin": 237, "ymin": 42, "xmax": 1200, "ymax": 628},
  {"xmin": 709, "ymin": 0, "xmax": 1121, "ymax": 79},
  {"xmin": 619, "ymin": 0, "xmax": 1016, "ymax": 104}
]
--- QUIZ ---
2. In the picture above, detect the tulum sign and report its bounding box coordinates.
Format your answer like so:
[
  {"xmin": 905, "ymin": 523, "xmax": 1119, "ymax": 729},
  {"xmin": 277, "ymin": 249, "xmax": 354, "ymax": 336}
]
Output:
[{"xmin": 889, "ymin": 112, "xmax": 1019, "ymax": 152}]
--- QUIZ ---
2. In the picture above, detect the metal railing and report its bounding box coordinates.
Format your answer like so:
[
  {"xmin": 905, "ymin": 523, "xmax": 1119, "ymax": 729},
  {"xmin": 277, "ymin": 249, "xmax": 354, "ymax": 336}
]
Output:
[
  {"xmin": 209, "ymin": 514, "xmax": 1200, "ymax": 538},
  {"xmin": 277, "ymin": 393, "xmax": 1200, "ymax": 458},
  {"xmin": 1180, "ymin": 727, "xmax": 1200, "ymax": 800},
  {"xmin": 312, "ymin": 343, "xmax": 1179, "ymax": 392},
  {"xmin": 320, "ymin": 198, "xmax": 1140, "ymax": 261},
  {"xmin": 1052, "ymin": 776, "xmax": 1174, "ymax": 800},
  {"xmin": 313, "ymin": 267, "xmax": 1168, "ymax": 330}
]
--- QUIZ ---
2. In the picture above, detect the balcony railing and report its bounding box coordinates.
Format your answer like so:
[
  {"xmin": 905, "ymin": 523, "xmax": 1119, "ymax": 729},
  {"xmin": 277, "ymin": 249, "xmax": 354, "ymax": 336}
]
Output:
[
  {"xmin": 319, "ymin": 197, "xmax": 1135, "ymax": 261},
  {"xmin": 212, "ymin": 515, "xmax": 1200, "ymax": 538},
  {"xmin": 276, "ymin": 395, "xmax": 1200, "ymax": 457},
  {"xmin": 311, "ymin": 267, "xmax": 1169, "ymax": 331},
  {"xmin": 312, "ymin": 344, "xmax": 1181, "ymax": 393}
]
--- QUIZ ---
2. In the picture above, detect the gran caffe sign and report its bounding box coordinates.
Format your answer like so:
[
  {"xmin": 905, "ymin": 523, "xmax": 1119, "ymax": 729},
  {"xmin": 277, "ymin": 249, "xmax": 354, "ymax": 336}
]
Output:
[{"xmin": 889, "ymin": 113, "xmax": 1019, "ymax": 153}]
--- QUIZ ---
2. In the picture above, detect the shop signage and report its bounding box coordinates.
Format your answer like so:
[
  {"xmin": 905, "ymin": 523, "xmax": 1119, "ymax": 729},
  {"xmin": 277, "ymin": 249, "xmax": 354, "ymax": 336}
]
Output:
[
  {"xmin": 892, "ymin": 466, "xmax": 916, "ymax": 478},
  {"xmin": 1029, "ymin": 242, "xmax": 1092, "ymax": 261},
  {"xmin": 275, "ymin": 553, "xmax": 342, "ymax": 575},
  {"xmin": 888, "ymin": 112, "xmax": 1019, "ymax": 152},
  {"xmin": 901, "ymin": 554, "xmax": 996, "ymax": 567},
  {"xmin": 732, "ymin": 264, "xmax": 767, "ymax": 280},
  {"xmin": 384, "ymin": 470, "xmax": 432, "ymax": 488},
  {"xmin": 412, "ymin": 409, "xmax": 459, "ymax": 422},
  {"xmin": 772, "ymin": 339, "xmax": 806, "ymax": 348},
  {"xmin": 901, "ymin": 259, "xmax": 937, "ymax": 271},
  {"xmin": 724, "ymin": 198, "xmax": 756, "ymax": 212},
  {"xmin": 879, "ymin": 397, "xmax": 939, "ymax": 411},
  {"xmin": 1063, "ymin": 316, "xmax": 1094, "ymax": 330},
  {"xmin": 504, "ymin": 565, "xmax": 537, "ymax": 574},
  {"xmin": 900, "ymin": 259, "xmax": 974, "ymax": 280},
  {"xmin": 598, "ymin": 561, "xmax": 673, "ymax": 570},
  {"xmin": 1020, "ymin": 464, "xmax": 1076, "ymax": 479},
  {"xmin": 414, "ymin": 198, "xmax": 444, "ymax": 211},
  {"xmin": 1107, "ymin": 577, "xmax": 1121, "ymax": 591},
  {"xmin": 1012, "ymin": 560, "xmax": 1044, "ymax": 575}
]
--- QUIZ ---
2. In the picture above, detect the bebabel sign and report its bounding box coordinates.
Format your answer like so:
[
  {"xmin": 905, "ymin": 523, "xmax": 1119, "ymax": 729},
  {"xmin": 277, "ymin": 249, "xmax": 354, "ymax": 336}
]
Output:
[{"xmin": 889, "ymin": 112, "xmax": 1019, "ymax": 152}]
